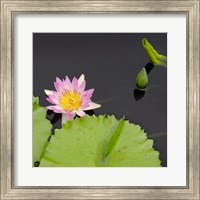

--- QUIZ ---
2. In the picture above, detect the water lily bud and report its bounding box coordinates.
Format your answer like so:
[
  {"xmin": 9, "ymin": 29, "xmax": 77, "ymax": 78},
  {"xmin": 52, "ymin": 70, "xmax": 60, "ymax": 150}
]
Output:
[
  {"xmin": 142, "ymin": 38, "xmax": 167, "ymax": 67},
  {"xmin": 142, "ymin": 38, "xmax": 159, "ymax": 64},
  {"xmin": 136, "ymin": 68, "xmax": 148, "ymax": 89}
]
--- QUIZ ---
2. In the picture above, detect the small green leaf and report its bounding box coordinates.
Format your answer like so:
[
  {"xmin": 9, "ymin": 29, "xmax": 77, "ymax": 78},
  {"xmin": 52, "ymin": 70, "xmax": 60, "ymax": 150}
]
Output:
[
  {"xmin": 33, "ymin": 97, "xmax": 52, "ymax": 165},
  {"xmin": 136, "ymin": 68, "xmax": 148, "ymax": 89},
  {"xmin": 39, "ymin": 115, "xmax": 161, "ymax": 167}
]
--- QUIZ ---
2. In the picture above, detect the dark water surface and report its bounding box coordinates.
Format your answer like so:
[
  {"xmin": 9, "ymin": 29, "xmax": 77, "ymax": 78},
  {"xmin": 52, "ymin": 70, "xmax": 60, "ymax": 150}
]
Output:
[{"xmin": 33, "ymin": 33, "xmax": 167, "ymax": 166}]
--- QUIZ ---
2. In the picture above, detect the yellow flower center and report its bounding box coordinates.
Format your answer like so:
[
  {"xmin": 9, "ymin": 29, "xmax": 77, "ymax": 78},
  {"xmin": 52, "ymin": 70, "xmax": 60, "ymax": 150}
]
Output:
[{"xmin": 60, "ymin": 92, "xmax": 82, "ymax": 111}]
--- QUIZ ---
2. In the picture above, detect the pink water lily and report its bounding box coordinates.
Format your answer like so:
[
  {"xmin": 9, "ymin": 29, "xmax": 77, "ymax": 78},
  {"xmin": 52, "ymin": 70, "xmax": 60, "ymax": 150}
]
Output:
[{"xmin": 45, "ymin": 74, "xmax": 101, "ymax": 124}]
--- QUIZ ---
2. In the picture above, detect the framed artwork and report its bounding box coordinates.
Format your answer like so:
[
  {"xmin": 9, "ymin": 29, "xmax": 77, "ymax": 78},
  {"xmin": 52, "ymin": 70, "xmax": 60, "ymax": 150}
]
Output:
[
  {"xmin": 1, "ymin": 0, "xmax": 199, "ymax": 199},
  {"xmin": 33, "ymin": 32, "xmax": 167, "ymax": 167}
]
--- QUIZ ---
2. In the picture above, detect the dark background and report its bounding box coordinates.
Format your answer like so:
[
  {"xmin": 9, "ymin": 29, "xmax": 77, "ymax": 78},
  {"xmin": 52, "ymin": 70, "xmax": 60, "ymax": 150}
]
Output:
[{"xmin": 33, "ymin": 33, "xmax": 167, "ymax": 166}]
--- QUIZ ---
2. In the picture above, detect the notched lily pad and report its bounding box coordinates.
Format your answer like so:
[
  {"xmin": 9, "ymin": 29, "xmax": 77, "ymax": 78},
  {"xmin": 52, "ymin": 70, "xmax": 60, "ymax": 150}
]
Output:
[
  {"xmin": 33, "ymin": 96, "xmax": 52, "ymax": 165},
  {"xmin": 39, "ymin": 115, "xmax": 161, "ymax": 167}
]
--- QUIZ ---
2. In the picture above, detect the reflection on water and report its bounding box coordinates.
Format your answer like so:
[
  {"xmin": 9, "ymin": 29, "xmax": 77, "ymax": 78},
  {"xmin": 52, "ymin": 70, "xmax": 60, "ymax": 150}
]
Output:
[
  {"xmin": 145, "ymin": 62, "xmax": 155, "ymax": 74},
  {"xmin": 47, "ymin": 110, "xmax": 62, "ymax": 131},
  {"xmin": 97, "ymin": 92, "xmax": 130, "ymax": 104},
  {"xmin": 133, "ymin": 89, "xmax": 145, "ymax": 101},
  {"xmin": 47, "ymin": 109, "xmax": 96, "ymax": 132},
  {"xmin": 149, "ymin": 132, "xmax": 167, "ymax": 138},
  {"xmin": 85, "ymin": 110, "xmax": 95, "ymax": 116}
]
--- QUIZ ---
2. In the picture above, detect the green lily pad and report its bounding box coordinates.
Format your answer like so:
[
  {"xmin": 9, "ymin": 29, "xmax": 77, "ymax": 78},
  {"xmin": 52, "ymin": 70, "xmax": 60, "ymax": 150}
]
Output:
[
  {"xmin": 40, "ymin": 115, "xmax": 161, "ymax": 167},
  {"xmin": 33, "ymin": 96, "xmax": 52, "ymax": 165},
  {"xmin": 33, "ymin": 96, "xmax": 39, "ymax": 105}
]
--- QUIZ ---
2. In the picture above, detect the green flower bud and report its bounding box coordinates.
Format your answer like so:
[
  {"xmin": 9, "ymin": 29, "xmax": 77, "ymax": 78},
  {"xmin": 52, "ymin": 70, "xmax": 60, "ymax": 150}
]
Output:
[{"xmin": 136, "ymin": 68, "xmax": 148, "ymax": 89}]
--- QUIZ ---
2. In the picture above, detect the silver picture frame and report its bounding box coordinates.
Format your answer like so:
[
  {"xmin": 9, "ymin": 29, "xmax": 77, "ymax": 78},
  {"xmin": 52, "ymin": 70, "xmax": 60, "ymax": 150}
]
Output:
[{"xmin": 1, "ymin": 0, "xmax": 199, "ymax": 199}]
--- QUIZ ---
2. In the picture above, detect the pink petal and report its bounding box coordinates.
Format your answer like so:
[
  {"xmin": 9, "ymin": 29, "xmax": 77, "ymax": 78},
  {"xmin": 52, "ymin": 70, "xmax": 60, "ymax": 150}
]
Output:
[
  {"xmin": 44, "ymin": 89, "xmax": 53, "ymax": 96},
  {"xmin": 83, "ymin": 102, "xmax": 101, "ymax": 111},
  {"xmin": 52, "ymin": 91, "xmax": 60, "ymax": 99},
  {"xmin": 64, "ymin": 76, "xmax": 71, "ymax": 90},
  {"xmin": 55, "ymin": 77, "xmax": 67, "ymax": 93},
  {"xmin": 46, "ymin": 97, "xmax": 56, "ymax": 105},
  {"xmin": 81, "ymin": 98, "xmax": 91, "ymax": 109},
  {"xmin": 56, "ymin": 77, "xmax": 62, "ymax": 84},
  {"xmin": 77, "ymin": 80, "xmax": 86, "ymax": 93},
  {"xmin": 46, "ymin": 94, "xmax": 59, "ymax": 104},
  {"xmin": 78, "ymin": 74, "xmax": 85, "ymax": 85},
  {"xmin": 82, "ymin": 88, "xmax": 94, "ymax": 99},
  {"xmin": 61, "ymin": 112, "xmax": 76, "ymax": 124},
  {"xmin": 46, "ymin": 105, "xmax": 65, "ymax": 113},
  {"xmin": 71, "ymin": 77, "xmax": 78, "ymax": 91},
  {"xmin": 54, "ymin": 81, "xmax": 63, "ymax": 93},
  {"xmin": 76, "ymin": 109, "xmax": 86, "ymax": 117}
]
